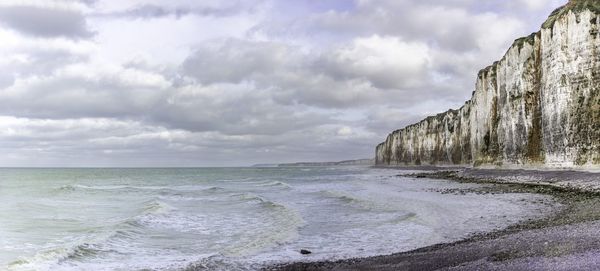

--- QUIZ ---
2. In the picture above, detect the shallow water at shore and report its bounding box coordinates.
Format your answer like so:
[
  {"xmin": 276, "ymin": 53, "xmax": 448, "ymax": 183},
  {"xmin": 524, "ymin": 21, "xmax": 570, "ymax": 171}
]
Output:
[{"xmin": 0, "ymin": 167, "xmax": 556, "ymax": 270}]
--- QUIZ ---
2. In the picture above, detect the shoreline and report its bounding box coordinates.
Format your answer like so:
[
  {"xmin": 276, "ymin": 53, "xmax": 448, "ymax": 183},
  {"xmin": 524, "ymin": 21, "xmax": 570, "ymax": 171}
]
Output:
[{"xmin": 266, "ymin": 168, "xmax": 600, "ymax": 271}]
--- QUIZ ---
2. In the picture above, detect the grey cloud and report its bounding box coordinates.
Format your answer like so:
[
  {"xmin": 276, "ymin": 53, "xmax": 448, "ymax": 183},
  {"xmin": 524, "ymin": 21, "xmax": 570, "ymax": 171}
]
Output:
[
  {"xmin": 79, "ymin": 0, "xmax": 98, "ymax": 6},
  {"xmin": 0, "ymin": 72, "xmax": 165, "ymax": 119},
  {"xmin": 269, "ymin": 74, "xmax": 382, "ymax": 108},
  {"xmin": 153, "ymin": 84, "xmax": 332, "ymax": 135},
  {"xmin": 182, "ymin": 39, "xmax": 291, "ymax": 84},
  {"xmin": 0, "ymin": 73, "xmax": 13, "ymax": 89},
  {"xmin": 19, "ymin": 51, "xmax": 88, "ymax": 77},
  {"xmin": 0, "ymin": 48, "xmax": 89, "ymax": 92},
  {"xmin": 257, "ymin": 0, "xmax": 538, "ymax": 108},
  {"xmin": 99, "ymin": 1, "xmax": 266, "ymax": 20},
  {"xmin": 307, "ymin": 2, "xmax": 483, "ymax": 52},
  {"xmin": 180, "ymin": 38, "xmax": 432, "ymax": 109},
  {"xmin": 0, "ymin": 5, "xmax": 93, "ymax": 38},
  {"xmin": 0, "ymin": 66, "xmax": 332, "ymax": 137},
  {"xmin": 118, "ymin": 4, "xmax": 238, "ymax": 18},
  {"xmin": 124, "ymin": 5, "xmax": 174, "ymax": 18},
  {"xmin": 236, "ymin": 1, "xmax": 533, "ymax": 117},
  {"xmin": 0, "ymin": 116, "xmax": 374, "ymax": 167}
]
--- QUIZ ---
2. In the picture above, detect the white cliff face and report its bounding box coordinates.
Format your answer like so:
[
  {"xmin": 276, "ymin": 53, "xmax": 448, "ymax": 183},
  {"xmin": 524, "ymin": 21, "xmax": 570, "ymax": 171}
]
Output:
[
  {"xmin": 540, "ymin": 9, "xmax": 600, "ymax": 167},
  {"xmin": 376, "ymin": 3, "xmax": 600, "ymax": 169}
]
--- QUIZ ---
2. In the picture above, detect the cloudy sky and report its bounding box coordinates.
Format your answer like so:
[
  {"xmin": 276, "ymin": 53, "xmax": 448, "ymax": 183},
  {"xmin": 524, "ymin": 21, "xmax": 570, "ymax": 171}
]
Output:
[{"xmin": 0, "ymin": 0, "xmax": 566, "ymax": 167}]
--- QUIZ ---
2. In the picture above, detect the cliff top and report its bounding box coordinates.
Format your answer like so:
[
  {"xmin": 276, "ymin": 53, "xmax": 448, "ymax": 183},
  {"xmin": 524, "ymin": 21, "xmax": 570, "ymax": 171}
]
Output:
[
  {"xmin": 398, "ymin": 108, "xmax": 460, "ymax": 133},
  {"xmin": 542, "ymin": 0, "xmax": 600, "ymax": 29},
  {"xmin": 512, "ymin": 32, "xmax": 537, "ymax": 51},
  {"xmin": 476, "ymin": 0, "xmax": 600, "ymax": 84}
]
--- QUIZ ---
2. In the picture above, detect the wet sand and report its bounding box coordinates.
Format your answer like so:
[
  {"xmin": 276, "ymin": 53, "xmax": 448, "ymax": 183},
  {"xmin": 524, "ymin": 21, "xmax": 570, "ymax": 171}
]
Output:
[{"xmin": 266, "ymin": 168, "xmax": 600, "ymax": 271}]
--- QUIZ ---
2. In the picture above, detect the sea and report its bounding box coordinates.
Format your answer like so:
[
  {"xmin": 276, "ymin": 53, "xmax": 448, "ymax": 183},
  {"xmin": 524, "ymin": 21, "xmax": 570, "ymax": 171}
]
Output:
[{"xmin": 0, "ymin": 167, "xmax": 556, "ymax": 271}]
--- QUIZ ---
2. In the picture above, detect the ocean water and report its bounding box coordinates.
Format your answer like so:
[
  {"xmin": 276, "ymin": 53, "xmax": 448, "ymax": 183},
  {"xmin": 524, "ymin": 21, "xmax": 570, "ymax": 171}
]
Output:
[{"xmin": 0, "ymin": 167, "xmax": 556, "ymax": 271}]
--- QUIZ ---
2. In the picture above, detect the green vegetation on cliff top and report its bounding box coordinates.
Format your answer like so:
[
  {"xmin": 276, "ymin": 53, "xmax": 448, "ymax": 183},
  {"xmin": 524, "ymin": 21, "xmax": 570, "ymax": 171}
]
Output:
[
  {"xmin": 512, "ymin": 32, "xmax": 537, "ymax": 51},
  {"xmin": 542, "ymin": 0, "xmax": 600, "ymax": 29}
]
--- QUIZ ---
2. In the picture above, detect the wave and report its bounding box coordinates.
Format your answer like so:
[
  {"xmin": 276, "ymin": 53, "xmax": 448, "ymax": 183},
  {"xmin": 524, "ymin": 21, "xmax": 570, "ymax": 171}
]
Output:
[
  {"xmin": 254, "ymin": 180, "xmax": 292, "ymax": 189},
  {"xmin": 86, "ymin": 199, "xmax": 173, "ymax": 238},
  {"xmin": 5, "ymin": 198, "xmax": 180, "ymax": 269},
  {"xmin": 205, "ymin": 186, "xmax": 226, "ymax": 192},
  {"xmin": 233, "ymin": 193, "xmax": 290, "ymax": 210},
  {"xmin": 79, "ymin": 200, "xmax": 175, "ymax": 245},
  {"xmin": 319, "ymin": 190, "xmax": 369, "ymax": 205},
  {"xmin": 54, "ymin": 184, "xmax": 224, "ymax": 195},
  {"xmin": 221, "ymin": 193, "xmax": 305, "ymax": 257},
  {"xmin": 5, "ymin": 228, "xmax": 126, "ymax": 271},
  {"xmin": 184, "ymin": 254, "xmax": 259, "ymax": 271},
  {"xmin": 225, "ymin": 178, "xmax": 292, "ymax": 188},
  {"xmin": 55, "ymin": 184, "xmax": 77, "ymax": 192},
  {"xmin": 140, "ymin": 199, "xmax": 176, "ymax": 215},
  {"xmin": 60, "ymin": 243, "xmax": 108, "ymax": 261},
  {"xmin": 54, "ymin": 184, "xmax": 165, "ymax": 196},
  {"xmin": 318, "ymin": 190, "xmax": 400, "ymax": 212},
  {"xmin": 7, "ymin": 244, "xmax": 99, "ymax": 271},
  {"xmin": 54, "ymin": 178, "xmax": 292, "ymax": 198},
  {"xmin": 56, "ymin": 184, "xmax": 151, "ymax": 191},
  {"xmin": 389, "ymin": 212, "xmax": 418, "ymax": 223}
]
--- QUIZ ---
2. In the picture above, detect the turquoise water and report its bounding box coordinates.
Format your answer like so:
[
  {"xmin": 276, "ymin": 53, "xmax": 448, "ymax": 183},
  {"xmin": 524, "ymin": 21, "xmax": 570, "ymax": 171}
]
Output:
[{"xmin": 0, "ymin": 167, "xmax": 555, "ymax": 270}]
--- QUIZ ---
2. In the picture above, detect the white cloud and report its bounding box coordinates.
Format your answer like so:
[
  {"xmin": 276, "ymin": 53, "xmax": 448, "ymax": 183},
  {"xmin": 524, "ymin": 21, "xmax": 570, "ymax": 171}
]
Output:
[
  {"xmin": 337, "ymin": 126, "xmax": 352, "ymax": 136},
  {"xmin": 325, "ymin": 35, "xmax": 431, "ymax": 89}
]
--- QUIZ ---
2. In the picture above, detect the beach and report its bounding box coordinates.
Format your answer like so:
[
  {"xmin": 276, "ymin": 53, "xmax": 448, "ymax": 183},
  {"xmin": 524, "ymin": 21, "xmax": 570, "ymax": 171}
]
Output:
[
  {"xmin": 1, "ymin": 1, "xmax": 598, "ymax": 270},
  {"xmin": 268, "ymin": 168, "xmax": 600, "ymax": 271}
]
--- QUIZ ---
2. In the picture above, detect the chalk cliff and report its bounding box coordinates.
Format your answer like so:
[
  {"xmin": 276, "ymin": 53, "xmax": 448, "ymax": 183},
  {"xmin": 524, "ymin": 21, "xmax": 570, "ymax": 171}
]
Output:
[{"xmin": 376, "ymin": 0, "xmax": 600, "ymax": 169}]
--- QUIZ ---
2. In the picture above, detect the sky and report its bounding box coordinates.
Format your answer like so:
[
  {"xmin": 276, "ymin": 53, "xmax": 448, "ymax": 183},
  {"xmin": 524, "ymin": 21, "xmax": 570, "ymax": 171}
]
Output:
[{"xmin": 0, "ymin": 0, "xmax": 567, "ymax": 167}]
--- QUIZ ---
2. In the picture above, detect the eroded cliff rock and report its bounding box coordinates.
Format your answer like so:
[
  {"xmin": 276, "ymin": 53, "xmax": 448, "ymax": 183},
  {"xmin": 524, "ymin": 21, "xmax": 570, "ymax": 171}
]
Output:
[{"xmin": 376, "ymin": 0, "xmax": 600, "ymax": 169}]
